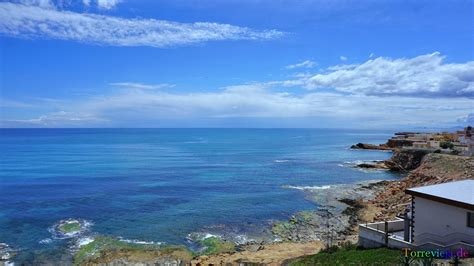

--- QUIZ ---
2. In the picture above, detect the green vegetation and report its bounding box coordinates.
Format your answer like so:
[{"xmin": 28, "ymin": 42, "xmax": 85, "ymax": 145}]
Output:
[
  {"xmin": 199, "ymin": 237, "xmax": 235, "ymax": 255},
  {"xmin": 289, "ymin": 245, "xmax": 401, "ymax": 266},
  {"xmin": 73, "ymin": 235, "xmax": 236, "ymax": 265},
  {"xmin": 74, "ymin": 236, "xmax": 136, "ymax": 264},
  {"xmin": 440, "ymin": 141, "xmax": 454, "ymax": 149},
  {"xmin": 58, "ymin": 221, "xmax": 81, "ymax": 233},
  {"xmin": 272, "ymin": 221, "xmax": 296, "ymax": 237},
  {"xmin": 73, "ymin": 236, "xmax": 192, "ymax": 265}
]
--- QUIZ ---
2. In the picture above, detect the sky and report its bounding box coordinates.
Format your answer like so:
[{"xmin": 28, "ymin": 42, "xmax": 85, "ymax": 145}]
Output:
[{"xmin": 0, "ymin": 0, "xmax": 473, "ymax": 129}]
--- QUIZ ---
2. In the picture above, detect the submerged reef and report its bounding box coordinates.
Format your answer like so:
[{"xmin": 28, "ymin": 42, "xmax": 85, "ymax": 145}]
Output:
[{"xmin": 73, "ymin": 236, "xmax": 193, "ymax": 265}]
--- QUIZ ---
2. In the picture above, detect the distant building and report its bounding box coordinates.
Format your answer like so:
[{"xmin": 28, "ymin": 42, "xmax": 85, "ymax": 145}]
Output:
[
  {"xmin": 412, "ymin": 142, "xmax": 430, "ymax": 149},
  {"xmin": 427, "ymin": 140, "xmax": 440, "ymax": 149},
  {"xmin": 453, "ymin": 143, "xmax": 470, "ymax": 155},
  {"xmin": 458, "ymin": 126, "xmax": 474, "ymax": 156}
]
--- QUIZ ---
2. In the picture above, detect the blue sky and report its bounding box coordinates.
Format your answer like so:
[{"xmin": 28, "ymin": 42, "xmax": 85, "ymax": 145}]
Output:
[{"xmin": 0, "ymin": 0, "xmax": 473, "ymax": 128}]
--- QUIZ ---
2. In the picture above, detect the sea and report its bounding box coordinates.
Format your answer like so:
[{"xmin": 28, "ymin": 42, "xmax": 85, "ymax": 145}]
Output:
[{"xmin": 0, "ymin": 128, "xmax": 400, "ymax": 263}]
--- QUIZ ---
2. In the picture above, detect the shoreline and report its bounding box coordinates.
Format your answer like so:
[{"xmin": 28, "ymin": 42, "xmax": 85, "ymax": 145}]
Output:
[
  {"xmin": 192, "ymin": 146, "xmax": 474, "ymax": 264},
  {"xmin": 3, "ymin": 142, "xmax": 472, "ymax": 265}
]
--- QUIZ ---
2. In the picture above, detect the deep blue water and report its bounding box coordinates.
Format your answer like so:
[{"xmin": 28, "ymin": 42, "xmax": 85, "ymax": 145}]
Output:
[{"xmin": 0, "ymin": 128, "xmax": 398, "ymax": 261}]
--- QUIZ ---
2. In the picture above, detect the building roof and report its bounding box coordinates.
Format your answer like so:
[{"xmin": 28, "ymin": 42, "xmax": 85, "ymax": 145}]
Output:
[{"xmin": 406, "ymin": 180, "xmax": 474, "ymax": 211}]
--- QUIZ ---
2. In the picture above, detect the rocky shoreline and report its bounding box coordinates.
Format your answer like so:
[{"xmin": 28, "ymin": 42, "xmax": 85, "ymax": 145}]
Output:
[
  {"xmin": 190, "ymin": 147, "xmax": 473, "ymax": 265},
  {"xmin": 3, "ymin": 143, "xmax": 472, "ymax": 265}
]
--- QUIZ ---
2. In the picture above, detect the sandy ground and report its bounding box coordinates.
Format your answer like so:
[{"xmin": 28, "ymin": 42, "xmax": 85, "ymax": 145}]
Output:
[{"xmin": 191, "ymin": 241, "xmax": 324, "ymax": 266}]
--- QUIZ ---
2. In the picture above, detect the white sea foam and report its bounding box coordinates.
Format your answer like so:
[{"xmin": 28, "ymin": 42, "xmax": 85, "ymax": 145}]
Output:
[
  {"xmin": 283, "ymin": 185, "xmax": 331, "ymax": 190},
  {"xmin": 39, "ymin": 238, "xmax": 53, "ymax": 244},
  {"xmin": 202, "ymin": 233, "xmax": 218, "ymax": 240},
  {"xmin": 186, "ymin": 232, "xmax": 220, "ymax": 242},
  {"xmin": 343, "ymin": 160, "xmax": 383, "ymax": 166},
  {"xmin": 118, "ymin": 237, "xmax": 162, "ymax": 245},
  {"xmin": 0, "ymin": 243, "xmax": 15, "ymax": 262},
  {"xmin": 344, "ymin": 160, "xmax": 365, "ymax": 165},
  {"xmin": 274, "ymin": 159, "xmax": 290, "ymax": 163},
  {"xmin": 76, "ymin": 237, "xmax": 95, "ymax": 247}
]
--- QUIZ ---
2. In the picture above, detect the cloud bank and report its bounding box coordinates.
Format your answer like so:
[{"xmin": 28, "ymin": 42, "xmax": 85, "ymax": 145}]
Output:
[
  {"xmin": 0, "ymin": 2, "xmax": 284, "ymax": 48},
  {"xmin": 3, "ymin": 84, "xmax": 473, "ymax": 128},
  {"xmin": 2, "ymin": 53, "xmax": 473, "ymax": 128},
  {"xmin": 305, "ymin": 52, "xmax": 474, "ymax": 98},
  {"xmin": 110, "ymin": 82, "xmax": 175, "ymax": 90}
]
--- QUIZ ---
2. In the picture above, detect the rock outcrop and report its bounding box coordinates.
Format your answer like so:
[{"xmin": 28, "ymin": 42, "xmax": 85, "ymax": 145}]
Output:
[
  {"xmin": 350, "ymin": 143, "xmax": 392, "ymax": 151},
  {"xmin": 383, "ymin": 149, "xmax": 430, "ymax": 171},
  {"xmin": 356, "ymin": 161, "xmax": 389, "ymax": 170}
]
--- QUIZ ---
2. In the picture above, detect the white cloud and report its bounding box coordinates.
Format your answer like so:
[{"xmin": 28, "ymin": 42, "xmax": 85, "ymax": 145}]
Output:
[
  {"xmin": 285, "ymin": 60, "xmax": 316, "ymax": 69},
  {"xmin": 369, "ymin": 53, "xmax": 374, "ymax": 58},
  {"xmin": 5, "ymin": 111, "xmax": 105, "ymax": 126},
  {"xmin": 97, "ymin": 0, "xmax": 120, "ymax": 9},
  {"xmin": 110, "ymin": 82, "xmax": 175, "ymax": 90},
  {"xmin": 306, "ymin": 52, "xmax": 474, "ymax": 98},
  {"xmin": 339, "ymin": 56, "xmax": 347, "ymax": 61},
  {"xmin": 82, "ymin": 0, "xmax": 91, "ymax": 6},
  {"xmin": 0, "ymin": 2, "xmax": 284, "ymax": 48},
  {"xmin": 2, "ymin": 52, "xmax": 473, "ymax": 128},
  {"xmin": 4, "ymin": 85, "xmax": 472, "ymax": 128},
  {"xmin": 457, "ymin": 113, "xmax": 474, "ymax": 125}
]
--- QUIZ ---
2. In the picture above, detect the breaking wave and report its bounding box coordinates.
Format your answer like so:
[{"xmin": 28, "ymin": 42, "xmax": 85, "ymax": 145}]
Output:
[{"xmin": 283, "ymin": 185, "xmax": 331, "ymax": 190}]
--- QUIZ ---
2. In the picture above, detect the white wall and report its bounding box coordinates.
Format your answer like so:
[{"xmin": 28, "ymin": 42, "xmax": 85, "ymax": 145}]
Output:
[{"xmin": 413, "ymin": 197, "xmax": 474, "ymax": 244}]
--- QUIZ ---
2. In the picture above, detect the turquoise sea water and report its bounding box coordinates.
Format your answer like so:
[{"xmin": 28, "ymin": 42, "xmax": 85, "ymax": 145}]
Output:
[{"xmin": 0, "ymin": 128, "xmax": 399, "ymax": 263}]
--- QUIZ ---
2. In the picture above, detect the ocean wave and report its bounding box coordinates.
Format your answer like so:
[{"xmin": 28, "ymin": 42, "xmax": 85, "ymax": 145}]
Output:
[
  {"xmin": 186, "ymin": 231, "xmax": 254, "ymax": 246},
  {"xmin": 274, "ymin": 159, "xmax": 290, "ymax": 163},
  {"xmin": 186, "ymin": 232, "xmax": 220, "ymax": 243},
  {"xmin": 283, "ymin": 185, "xmax": 331, "ymax": 190},
  {"xmin": 118, "ymin": 237, "xmax": 163, "ymax": 245},
  {"xmin": 342, "ymin": 160, "xmax": 383, "ymax": 166},
  {"xmin": 76, "ymin": 236, "xmax": 95, "ymax": 247},
  {"xmin": 0, "ymin": 242, "xmax": 16, "ymax": 262},
  {"xmin": 39, "ymin": 238, "xmax": 53, "ymax": 245}
]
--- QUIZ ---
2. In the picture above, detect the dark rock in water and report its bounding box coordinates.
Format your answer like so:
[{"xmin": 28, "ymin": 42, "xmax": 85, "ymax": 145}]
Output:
[
  {"xmin": 356, "ymin": 161, "xmax": 389, "ymax": 169},
  {"xmin": 385, "ymin": 149, "xmax": 430, "ymax": 171},
  {"xmin": 350, "ymin": 143, "xmax": 392, "ymax": 151},
  {"xmin": 357, "ymin": 163, "xmax": 377, "ymax": 168}
]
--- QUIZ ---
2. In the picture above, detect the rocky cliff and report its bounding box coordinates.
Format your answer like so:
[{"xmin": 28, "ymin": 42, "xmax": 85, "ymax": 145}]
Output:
[
  {"xmin": 384, "ymin": 149, "xmax": 430, "ymax": 171},
  {"xmin": 369, "ymin": 153, "xmax": 474, "ymax": 221}
]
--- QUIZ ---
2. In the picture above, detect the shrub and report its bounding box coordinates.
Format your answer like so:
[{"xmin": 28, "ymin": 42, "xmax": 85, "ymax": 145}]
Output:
[{"xmin": 440, "ymin": 141, "xmax": 454, "ymax": 149}]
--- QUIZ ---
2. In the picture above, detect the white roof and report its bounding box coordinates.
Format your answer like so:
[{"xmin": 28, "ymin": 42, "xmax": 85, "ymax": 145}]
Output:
[{"xmin": 407, "ymin": 180, "xmax": 474, "ymax": 205}]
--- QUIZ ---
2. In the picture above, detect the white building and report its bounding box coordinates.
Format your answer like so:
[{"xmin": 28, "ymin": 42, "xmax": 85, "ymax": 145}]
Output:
[
  {"xmin": 427, "ymin": 140, "xmax": 440, "ymax": 149},
  {"xmin": 359, "ymin": 180, "xmax": 474, "ymax": 253}
]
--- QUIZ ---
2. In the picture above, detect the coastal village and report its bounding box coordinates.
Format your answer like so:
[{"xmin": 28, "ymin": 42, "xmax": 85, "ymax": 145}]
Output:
[
  {"xmin": 353, "ymin": 126, "xmax": 474, "ymax": 157},
  {"xmin": 388, "ymin": 126, "xmax": 474, "ymax": 156}
]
